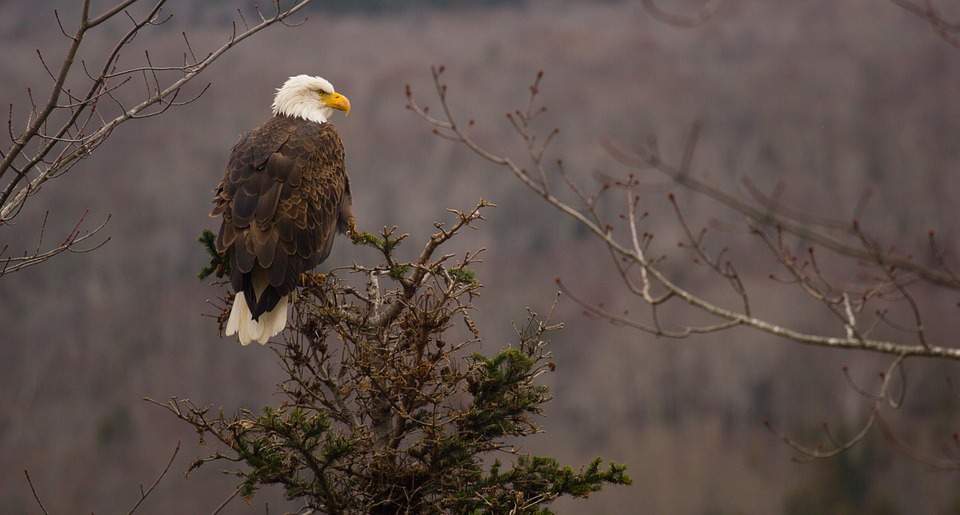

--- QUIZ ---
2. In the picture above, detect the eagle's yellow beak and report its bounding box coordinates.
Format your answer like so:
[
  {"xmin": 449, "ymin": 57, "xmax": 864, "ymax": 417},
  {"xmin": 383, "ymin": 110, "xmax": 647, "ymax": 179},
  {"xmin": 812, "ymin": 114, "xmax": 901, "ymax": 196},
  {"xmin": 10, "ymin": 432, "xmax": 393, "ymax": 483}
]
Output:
[{"xmin": 323, "ymin": 92, "xmax": 351, "ymax": 116}]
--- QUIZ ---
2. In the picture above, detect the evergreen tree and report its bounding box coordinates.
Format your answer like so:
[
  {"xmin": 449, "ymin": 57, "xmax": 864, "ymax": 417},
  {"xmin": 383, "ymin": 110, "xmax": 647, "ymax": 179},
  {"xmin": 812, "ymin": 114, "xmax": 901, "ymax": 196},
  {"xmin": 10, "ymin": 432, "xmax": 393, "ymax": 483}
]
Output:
[{"xmin": 169, "ymin": 201, "xmax": 630, "ymax": 514}]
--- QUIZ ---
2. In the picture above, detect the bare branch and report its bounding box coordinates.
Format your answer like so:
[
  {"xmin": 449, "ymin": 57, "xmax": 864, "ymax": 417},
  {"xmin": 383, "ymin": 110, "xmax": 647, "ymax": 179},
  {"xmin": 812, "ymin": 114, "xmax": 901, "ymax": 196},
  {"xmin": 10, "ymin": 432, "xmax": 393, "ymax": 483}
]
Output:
[
  {"xmin": 126, "ymin": 442, "xmax": 180, "ymax": 515},
  {"xmin": 0, "ymin": 0, "xmax": 318, "ymax": 278},
  {"xmin": 0, "ymin": 211, "xmax": 111, "ymax": 278},
  {"xmin": 604, "ymin": 138, "xmax": 960, "ymax": 291},
  {"xmin": 408, "ymin": 68, "xmax": 960, "ymax": 362},
  {"xmin": 765, "ymin": 355, "xmax": 907, "ymax": 462},
  {"xmin": 211, "ymin": 486, "xmax": 242, "ymax": 515},
  {"xmin": 24, "ymin": 470, "xmax": 50, "ymax": 515},
  {"xmin": 0, "ymin": 0, "xmax": 317, "ymax": 222}
]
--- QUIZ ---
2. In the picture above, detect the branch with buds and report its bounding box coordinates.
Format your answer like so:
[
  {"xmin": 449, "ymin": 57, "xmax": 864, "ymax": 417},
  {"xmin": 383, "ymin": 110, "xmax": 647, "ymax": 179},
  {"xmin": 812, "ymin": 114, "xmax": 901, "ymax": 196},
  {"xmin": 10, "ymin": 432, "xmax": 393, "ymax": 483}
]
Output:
[
  {"xmin": 406, "ymin": 66, "xmax": 960, "ymax": 468},
  {"xmin": 406, "ymin": 67, "xmax": 960, "ymax": 362},
  {"xmin": 0, "ymin": 0, "xmax": 316, "ymax": 279}
]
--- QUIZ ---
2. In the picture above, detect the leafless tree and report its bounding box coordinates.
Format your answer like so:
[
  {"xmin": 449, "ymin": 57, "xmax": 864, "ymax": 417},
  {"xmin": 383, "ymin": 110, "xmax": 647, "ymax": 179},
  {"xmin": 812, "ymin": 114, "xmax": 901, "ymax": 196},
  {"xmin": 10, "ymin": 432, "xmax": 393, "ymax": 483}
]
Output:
[
  {"xmin": 0, "ymin": 0, "xmax": 315, "ymax": 279},
  {"xmin": 406, "ymin": 55, "xmax": 960, "ymax": 468}
]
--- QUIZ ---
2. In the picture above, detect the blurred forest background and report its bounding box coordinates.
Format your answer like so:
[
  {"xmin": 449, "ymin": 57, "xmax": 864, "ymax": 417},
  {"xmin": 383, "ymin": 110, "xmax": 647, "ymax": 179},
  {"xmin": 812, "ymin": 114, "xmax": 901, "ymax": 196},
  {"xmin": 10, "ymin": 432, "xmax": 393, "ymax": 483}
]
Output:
[{"xmin": 2, "ymin": 0, "xmax": 960, "ymax": 513}]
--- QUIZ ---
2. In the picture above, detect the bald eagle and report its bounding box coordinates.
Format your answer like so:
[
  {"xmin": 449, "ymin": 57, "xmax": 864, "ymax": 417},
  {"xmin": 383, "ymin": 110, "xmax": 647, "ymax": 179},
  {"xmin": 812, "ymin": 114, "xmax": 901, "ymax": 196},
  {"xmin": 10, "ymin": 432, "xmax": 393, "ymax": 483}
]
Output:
[{"xmin": 211, "ymin": 75, "xmax": 354, "ymax": 345}]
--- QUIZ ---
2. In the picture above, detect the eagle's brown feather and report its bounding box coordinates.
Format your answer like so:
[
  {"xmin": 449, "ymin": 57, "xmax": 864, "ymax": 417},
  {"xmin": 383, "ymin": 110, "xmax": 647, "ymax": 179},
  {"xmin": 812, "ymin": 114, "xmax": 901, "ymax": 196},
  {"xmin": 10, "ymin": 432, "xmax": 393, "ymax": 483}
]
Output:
[{"xmin": 212, "ymin": 115, "xmax": 352, "ymax": 320}]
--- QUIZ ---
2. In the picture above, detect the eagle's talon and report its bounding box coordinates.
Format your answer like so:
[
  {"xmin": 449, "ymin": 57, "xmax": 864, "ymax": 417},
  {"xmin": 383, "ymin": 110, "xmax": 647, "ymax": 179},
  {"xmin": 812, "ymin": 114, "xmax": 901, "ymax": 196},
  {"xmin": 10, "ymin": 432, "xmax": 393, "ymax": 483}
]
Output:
[{"xmin": 300, "ymin": 272, "xmax": 327, "ymax": 288}]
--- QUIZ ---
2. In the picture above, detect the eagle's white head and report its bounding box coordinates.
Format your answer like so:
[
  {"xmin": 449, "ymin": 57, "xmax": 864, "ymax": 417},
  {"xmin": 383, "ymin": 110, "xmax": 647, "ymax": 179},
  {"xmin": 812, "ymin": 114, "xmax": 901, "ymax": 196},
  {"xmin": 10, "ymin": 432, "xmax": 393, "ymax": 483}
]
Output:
[{"xmin": 272, "ymin": 75, "xmax": 351, "ymax": 124}]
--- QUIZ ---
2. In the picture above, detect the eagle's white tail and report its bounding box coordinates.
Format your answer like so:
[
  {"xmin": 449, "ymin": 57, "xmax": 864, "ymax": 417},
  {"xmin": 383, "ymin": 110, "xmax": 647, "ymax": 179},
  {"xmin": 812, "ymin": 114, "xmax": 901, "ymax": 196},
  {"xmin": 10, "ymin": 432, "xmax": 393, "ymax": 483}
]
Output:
[{"xmin": 225, "ymin": 273, "xmax": 289, "ymax": 345}]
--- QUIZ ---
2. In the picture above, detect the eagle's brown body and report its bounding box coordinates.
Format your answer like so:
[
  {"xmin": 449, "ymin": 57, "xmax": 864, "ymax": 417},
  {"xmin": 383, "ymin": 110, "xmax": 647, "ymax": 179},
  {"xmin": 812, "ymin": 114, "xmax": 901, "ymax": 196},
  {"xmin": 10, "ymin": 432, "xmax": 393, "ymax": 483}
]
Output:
[{"xmin": 212, "ymin": 115, "xmax": 352, "ymax": 329}]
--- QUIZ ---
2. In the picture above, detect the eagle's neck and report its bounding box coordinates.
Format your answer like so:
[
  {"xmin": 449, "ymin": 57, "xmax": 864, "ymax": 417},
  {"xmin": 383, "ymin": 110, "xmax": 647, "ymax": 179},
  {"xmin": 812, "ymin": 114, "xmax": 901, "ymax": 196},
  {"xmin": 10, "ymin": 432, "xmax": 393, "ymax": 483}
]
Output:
[{"xmin": 272, "ymin": 89, "xmax": 331, "ymax": 124}]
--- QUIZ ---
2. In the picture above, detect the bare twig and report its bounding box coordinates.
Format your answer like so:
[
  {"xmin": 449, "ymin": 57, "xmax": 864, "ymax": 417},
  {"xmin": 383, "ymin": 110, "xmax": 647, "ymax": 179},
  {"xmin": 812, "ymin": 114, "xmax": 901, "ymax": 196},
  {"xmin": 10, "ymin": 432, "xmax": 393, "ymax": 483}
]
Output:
[
  {"xmin": 24, "ymin": 470, "xmax": 50, "ymax": 515},
  {"xmin": 212, "ymin": 486, "xmax": 243, "ymax": 515},
  {"xmin": 126, "ymin": 442, "xmax": 181, "ymax": 514},
  {"xmin": 407, "ymin": 66, "xmax": 960, "ymax": 468}
]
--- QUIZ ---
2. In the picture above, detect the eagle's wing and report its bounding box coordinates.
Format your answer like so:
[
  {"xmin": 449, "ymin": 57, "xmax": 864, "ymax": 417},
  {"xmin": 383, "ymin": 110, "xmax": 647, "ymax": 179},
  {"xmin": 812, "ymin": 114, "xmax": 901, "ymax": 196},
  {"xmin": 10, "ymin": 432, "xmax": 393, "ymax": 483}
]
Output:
[{"xmin": 211, "ymin": 119, "xmax": 349, "ymax": 318}]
